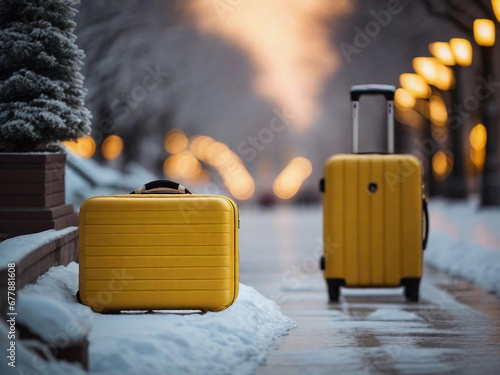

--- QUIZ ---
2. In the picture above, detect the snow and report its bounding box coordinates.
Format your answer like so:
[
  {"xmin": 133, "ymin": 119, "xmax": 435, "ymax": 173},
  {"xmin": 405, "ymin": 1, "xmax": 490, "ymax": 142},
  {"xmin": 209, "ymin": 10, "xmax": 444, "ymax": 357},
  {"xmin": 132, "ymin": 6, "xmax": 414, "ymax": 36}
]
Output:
[
  {"xmin": 0, "ymin": 227, "xmax": 77, "ymax": 265},
  {"xmin": 424, "ymin": 199, "xmax": 500, "ymax": 295},
  {"xmin": 366, "ymin": 309, "xmax": 424, "ymax": 322},
  {"xmin": 17, "ymin": 295, "xmax": 91, "ymax": 344},
  {"xmin": 18, "ymin": 262, "xmax": 295, "ymax": 375},
  {"xmin": 0, "ymin": 322, "xmax": 87, "ymax": 375},
  {"xmin": 64, "ymin": 150, "xmax": 158, "ymax": 208}
]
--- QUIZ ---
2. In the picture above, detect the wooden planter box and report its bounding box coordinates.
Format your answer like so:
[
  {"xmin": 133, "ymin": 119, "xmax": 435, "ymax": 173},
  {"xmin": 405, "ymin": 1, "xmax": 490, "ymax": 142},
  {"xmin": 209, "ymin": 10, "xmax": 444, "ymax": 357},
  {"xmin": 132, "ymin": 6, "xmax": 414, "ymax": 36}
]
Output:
[{"xmin": 0, "ymin": 152, "xmax": 78, "ymax": 239}]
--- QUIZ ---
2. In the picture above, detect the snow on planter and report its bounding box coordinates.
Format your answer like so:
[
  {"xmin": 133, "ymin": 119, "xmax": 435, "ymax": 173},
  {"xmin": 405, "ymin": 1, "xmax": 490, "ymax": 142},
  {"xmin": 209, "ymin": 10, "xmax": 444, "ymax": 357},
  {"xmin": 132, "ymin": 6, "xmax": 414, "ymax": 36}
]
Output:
[{"xmin": 18, "ymin": 262, "xmax": 296, "ymax": 375}]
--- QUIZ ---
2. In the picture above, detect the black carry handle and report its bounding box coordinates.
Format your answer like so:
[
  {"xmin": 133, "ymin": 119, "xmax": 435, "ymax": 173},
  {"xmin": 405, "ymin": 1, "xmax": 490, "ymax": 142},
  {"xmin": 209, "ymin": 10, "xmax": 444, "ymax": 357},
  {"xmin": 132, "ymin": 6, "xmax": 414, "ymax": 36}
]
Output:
[
  {"xmin": 130, "ymin": 180, "xmax": 192, "ymax": 194},
  {"xmin": 350, "ymin": 84, "xmax": 396, "ymax": 101},
  {"xmin": 423, "ymin": 197, "xmax": 429, "ymax": 250}
]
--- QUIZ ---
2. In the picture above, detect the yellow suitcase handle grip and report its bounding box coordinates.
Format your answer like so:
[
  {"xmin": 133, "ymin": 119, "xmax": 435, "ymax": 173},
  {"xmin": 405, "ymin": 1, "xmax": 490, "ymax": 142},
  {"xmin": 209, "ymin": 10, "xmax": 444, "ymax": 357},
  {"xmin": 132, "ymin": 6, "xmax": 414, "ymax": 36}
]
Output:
[{"xmin": 131, "ymin": 180, "xmax": 192, "ymax": 194}]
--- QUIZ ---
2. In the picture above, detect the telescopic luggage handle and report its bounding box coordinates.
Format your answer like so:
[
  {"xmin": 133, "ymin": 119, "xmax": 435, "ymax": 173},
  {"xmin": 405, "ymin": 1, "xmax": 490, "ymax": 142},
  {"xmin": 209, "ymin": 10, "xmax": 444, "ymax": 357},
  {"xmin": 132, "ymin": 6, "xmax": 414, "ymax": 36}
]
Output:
[
  {"xmin": 131, "ymin": 180, "xmax": 192, "ymax": 194},
  {"xmin": 350, "ymin": 84, "xmax": 396, "ymax": 154}
]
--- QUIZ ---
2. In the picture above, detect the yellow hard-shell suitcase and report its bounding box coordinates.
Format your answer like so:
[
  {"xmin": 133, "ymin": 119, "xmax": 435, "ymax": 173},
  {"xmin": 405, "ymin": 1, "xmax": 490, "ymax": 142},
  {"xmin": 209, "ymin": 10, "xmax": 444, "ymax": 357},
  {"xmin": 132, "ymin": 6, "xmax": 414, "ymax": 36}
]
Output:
[
  {"xmin": 319, "ymin": 85, "xmax": 429, "ymax": 302},
  {"xmin": 77, "ymin": 180, "xmax": 239, "ymax": 312}
]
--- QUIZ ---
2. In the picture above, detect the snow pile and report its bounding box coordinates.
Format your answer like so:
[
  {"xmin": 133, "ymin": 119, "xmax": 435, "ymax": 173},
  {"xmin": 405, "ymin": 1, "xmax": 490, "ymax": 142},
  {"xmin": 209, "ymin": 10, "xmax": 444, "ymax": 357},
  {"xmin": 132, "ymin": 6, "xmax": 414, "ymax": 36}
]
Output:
[
  {"xmin": 0, "ymin": 322, "xmax": 87, "ymax": 375},
  {"xmin": 424, "ymin": 199, "xmax": 500, "ymax": 295},
  {"xmin": 17, "ymin": 295, "xmax": 91, "ymax": 345},
  {"xmin": 425, "ymin": 231, "xmax": 500, "ymax": 295},
  {"xmin": 18, "ymin": 263, "xmax": 295, "ymax": 375}
]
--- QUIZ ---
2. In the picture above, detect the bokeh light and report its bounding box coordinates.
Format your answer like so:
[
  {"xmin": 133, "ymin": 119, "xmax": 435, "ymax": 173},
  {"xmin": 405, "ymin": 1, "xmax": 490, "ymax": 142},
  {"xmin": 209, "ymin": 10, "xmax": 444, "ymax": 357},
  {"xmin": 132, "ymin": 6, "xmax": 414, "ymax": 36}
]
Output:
[
  {"xmin": 101, "ymin": 135, "xmax": 124, "ymax": 160},
  {"xmin": 164, "ymin": 129, "xmax": 189, "ymax": 154},
  {"xmin": 163, "ymin": 151, "xmax": 202, "ymax": 179},
  {"xmin": 399, "ymin": 74, "xmax": 431, "ymax": 99},
  {"xmin": 429, "ymin": 42, "xmax": 455, "ymax": 66},
  {"xmin": 63, "ymin": 136, "xmax": 96, "ymax": 158},
  {"xmin": 470, "ymin": 124, "xmax": 487, "ymax": 170},
  {"xmin": 429, "ymin": 94, "xmax": 448, "ymax": 126},
  {"xmin": 449, "ymin": 38, "xmax": 473, "ymax": 66},
  {"xmin": 473, "ymin": 19, "xmax": 495, "ymax": 47},
  {"xmin": 395, "ymin": 88, "xmax": 416, "ymax": 111},
  {"xmin": 432, "ymin": 151, "xmax": 453, "ymax": 181},
  {"xmin": 273, "ymin": 157, "xmax": 313, "ymax": 199}
]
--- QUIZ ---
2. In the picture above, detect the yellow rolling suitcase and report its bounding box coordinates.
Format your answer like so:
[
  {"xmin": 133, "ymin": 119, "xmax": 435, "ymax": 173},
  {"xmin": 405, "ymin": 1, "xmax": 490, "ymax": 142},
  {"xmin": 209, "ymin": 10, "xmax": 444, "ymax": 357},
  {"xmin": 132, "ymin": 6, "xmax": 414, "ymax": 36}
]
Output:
[
  {"xmin": 319, "ymin": 85, "xmax": 428, "ymax": 302},
  {"xmin": 77, "ymin": 180, "xmax": 239, "ymax": 312}
]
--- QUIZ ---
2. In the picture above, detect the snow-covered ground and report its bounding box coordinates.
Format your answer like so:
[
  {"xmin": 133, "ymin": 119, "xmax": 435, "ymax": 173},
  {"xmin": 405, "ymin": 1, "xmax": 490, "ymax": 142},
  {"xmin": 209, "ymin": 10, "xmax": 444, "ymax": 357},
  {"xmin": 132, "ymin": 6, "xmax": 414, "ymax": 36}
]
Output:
[
  {"xmin": 10, "ymin": 262, "xmax": 295, "ymax": 375},
  {"xmin": 424, "ymin": 198, "xmax": 500, "ymax": 295}
]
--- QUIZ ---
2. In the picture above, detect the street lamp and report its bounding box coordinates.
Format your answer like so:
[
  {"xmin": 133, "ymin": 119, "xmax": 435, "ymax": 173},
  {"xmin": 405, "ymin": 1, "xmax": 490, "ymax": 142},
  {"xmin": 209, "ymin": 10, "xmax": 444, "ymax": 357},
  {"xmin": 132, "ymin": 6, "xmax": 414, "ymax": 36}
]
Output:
[
  {"xmin": 412, "ymin": 57, "xmax": 455, "ymax": 90},
  {"xmin": 441, "ymin": 38, "xmax": 476, "ymax": 198},
  {"xmin": 473, "ymin": 18, "xmax": 499, "ymax": 205},
  {"xmin": 394, "ymin": 88, "xmax": 416, "ymax": 111},
  {"xmin": 399, "ymin": 73, "xmax": 431, "ymax": 99},
  {"xmin": 473, "ymin": 19, "xmax": 495, "ymax": 46},
  {"xmin": 492, "ymin": 0, "xmax": 500, "ymax": 22},
  {"xmin": 429, "ymin": 42, "xmax": 456, "ymax": 66},
  {"xmin": 449, "ymin": 38, "xmax": 473, "ymax": 66}
]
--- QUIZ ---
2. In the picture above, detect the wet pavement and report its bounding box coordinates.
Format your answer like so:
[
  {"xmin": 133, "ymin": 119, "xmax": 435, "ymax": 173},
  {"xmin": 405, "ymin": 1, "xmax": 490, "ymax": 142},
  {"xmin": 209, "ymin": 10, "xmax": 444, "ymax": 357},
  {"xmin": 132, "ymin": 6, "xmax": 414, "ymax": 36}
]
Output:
[{"xmin": 239, "ymin": 206, "xmax": 500, "ymax": 375}]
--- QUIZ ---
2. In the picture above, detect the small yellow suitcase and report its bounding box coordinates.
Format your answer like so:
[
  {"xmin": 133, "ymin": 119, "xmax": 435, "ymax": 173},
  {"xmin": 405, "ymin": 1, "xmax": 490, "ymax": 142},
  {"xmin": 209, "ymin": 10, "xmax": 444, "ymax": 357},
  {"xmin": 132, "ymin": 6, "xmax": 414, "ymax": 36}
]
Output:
[
  {"xmin": 319, "ymin": 85, "xmax": 428, "ymax": 302},
  {"xmin": 77, "ymin": 180, "xmax": 239, "ymax": 312}
]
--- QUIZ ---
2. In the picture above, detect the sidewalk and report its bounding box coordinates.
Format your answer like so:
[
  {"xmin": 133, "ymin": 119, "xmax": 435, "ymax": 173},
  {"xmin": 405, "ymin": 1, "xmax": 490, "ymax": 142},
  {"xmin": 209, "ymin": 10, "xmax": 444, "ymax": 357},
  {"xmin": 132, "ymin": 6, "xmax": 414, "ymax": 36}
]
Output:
[{"xmin": 237, "ymin": 205, "xmax": 500, "ymax": 374}]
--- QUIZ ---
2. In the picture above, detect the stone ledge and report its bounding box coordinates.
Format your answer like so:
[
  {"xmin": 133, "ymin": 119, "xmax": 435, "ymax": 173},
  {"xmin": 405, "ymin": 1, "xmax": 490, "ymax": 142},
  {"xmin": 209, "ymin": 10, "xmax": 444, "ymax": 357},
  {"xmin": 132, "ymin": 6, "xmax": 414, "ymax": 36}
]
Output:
[{"xmin": 0, "ymin": 227, "xmax": 86, "ymax": 370}]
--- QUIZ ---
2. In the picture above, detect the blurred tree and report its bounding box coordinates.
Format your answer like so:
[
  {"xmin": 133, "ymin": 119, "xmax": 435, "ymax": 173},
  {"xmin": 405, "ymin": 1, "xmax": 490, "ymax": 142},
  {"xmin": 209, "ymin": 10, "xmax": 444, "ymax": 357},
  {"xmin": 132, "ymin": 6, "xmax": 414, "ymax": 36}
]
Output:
[{"xmin": 0, "ymin": 0, "xmax": 91, "ymax": 152}]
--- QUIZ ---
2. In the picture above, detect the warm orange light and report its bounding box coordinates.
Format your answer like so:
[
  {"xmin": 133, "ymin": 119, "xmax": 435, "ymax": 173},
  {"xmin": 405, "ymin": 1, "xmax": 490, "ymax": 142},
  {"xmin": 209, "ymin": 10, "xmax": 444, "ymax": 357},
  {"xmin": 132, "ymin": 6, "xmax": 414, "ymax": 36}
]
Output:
[
  {"xmin": 273, "ymin": 157, "xmax": 313, "ymax": 200},
  {"xmin": 101, "ymin": 135, "xmax": 124, "ymax": 160},
  {"xmin": 432, "ymin": 151, "xmax": 453, "ymax": 181},
  {"xmin": 163, "ymin": 151, "xmax": 202, "ymax": 179},
  {"xmin": 470, "ymin": 124, "xmax": 487, "ymax": 150},
  {"xmin": 399, "ymin": 74, "xmax": 431, "ymax": 99},
  {"xmin": 190, "ymin": 135, "xmax": 215, "ymax": 161},
  {"xmin": 63, "ymin": 136, "xmax": 96, "ymax": 158},
  {"xmin": 164, "ymin": 129, "xmax": 188, "ymax": 154},
  {"xmin": 413, "ymin": 57, "xmax": 439, "ymax": 83},
  {"xmin": 470, "ymin": 148, "xmax": 486, "ymax": 170},
  {"xmin": 429, "ymin": 94, "xmax": 448, "ymax": 126},
  {"xmin": 474, "ymin": 19, "xmax": 496, "ymax": 46},
  {"xmin": 429, "ymin": 42, "xmax": 456, "ymax": 66},
  {"xmin": 395, "ymin": 107, "xmax": 426, "ymax": 129},
  {"xmin": 493, "ymin": 0, "xmax": 500, "ymax": 23},
  {"xmin": 413, "ymin": 57, "xmax": 455, "ymax": 90},
  {"xmin": 190, "ymin": 136, "xmax": 255, "ymax": 200},
  {"xmin": 449, "ymin": 38, "xmax": 473, "ymax": 66},
  {"xmin": 395, "ymin": 88, "xmax": 416, "ymax": 111},
  {"xmin": 434, "ymin": 65, "xmax": 455, "ymax": 90}
]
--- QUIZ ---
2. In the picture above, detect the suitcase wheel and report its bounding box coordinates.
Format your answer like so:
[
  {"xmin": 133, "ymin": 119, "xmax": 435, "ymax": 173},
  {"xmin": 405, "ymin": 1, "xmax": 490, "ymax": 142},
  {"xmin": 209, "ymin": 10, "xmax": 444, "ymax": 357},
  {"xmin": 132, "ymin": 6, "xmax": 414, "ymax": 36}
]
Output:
[
  {"xmin": 326, "ymin": 278, "xmax": 344, "ymax": 303},
  {"xmin": 402, "ymin": 278, "xmax": 420, "ymax": 302}
]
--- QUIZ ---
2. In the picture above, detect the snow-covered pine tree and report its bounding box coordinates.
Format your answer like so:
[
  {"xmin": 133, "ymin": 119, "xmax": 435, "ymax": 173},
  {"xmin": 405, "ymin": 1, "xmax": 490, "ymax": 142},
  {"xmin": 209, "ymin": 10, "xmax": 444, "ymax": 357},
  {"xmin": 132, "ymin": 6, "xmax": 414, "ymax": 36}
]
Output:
[{"xmin": 0, "ymin": 0, "xmax": 91, "ymax": 152}]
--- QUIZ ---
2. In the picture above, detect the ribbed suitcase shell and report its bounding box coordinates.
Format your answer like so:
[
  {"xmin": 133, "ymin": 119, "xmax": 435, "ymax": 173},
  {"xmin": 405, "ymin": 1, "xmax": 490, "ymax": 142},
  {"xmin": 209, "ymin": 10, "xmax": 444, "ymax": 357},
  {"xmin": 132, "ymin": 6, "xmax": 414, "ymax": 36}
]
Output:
[
  {"xmin": 78, "ymin": 194, "xmax": 239, "ymax": 312},
  {"xmin": 322, "ymin": 154, "xmax": 423, "ymax": 287}
]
